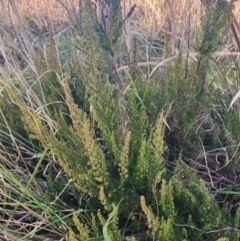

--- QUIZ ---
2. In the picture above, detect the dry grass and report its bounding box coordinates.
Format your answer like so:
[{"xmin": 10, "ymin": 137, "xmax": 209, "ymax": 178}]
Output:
[
  {"xmin": 0, "ymin": 0, "xmax": 238, "ymax": 28},
  {"xmin": 0, "ymin": 0, "xmax": 239, "ymax": 55},
  {"xmin": 0, "ymin": 0, "xmax": 69, "ymax": 25}
]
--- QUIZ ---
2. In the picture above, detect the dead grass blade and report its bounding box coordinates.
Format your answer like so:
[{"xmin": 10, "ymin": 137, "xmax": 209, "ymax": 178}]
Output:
[{"xmin": 229, "ymin": 89, "xmax": 240, "ymax": 110}]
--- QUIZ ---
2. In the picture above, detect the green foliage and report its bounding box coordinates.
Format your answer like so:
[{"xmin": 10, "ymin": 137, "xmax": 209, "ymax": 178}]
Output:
[
  {"xmin": 1, "ymin": 0, "xmax": 240, "ymax": 240},
  {"xmin": 0, "ymin": 88, "xmax": 26, "ymax": 138},
  {"xmin": 195, "ymin": 0, "xmax": 232, "ymax": 56}
]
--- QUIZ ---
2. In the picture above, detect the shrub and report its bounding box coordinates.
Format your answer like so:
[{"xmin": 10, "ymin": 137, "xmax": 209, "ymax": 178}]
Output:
[{"xmin": 1, "ymin": 0, "xmax": 240, "ymax": 240}]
